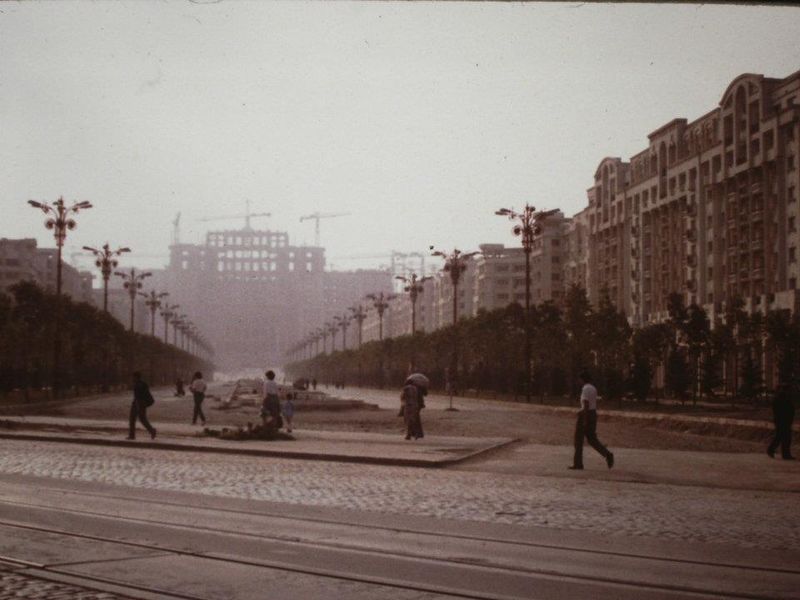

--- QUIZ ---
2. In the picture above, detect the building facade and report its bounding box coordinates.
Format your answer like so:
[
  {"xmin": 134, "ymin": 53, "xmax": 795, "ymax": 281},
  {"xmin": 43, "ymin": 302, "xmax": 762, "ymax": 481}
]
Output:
[
  {"xmin": 0, "ymin": 238, "xmax": 93, "ymax": 304},
  {"xmin": 582, "ymin": 71, "xmax": 800, "ymax": 324}
]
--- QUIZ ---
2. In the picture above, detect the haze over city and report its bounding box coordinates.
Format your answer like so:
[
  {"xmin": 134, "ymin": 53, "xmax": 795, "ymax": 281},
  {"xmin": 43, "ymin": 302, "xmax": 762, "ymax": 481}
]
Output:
[{"xmin": 3, "ymin": 2, "xmax": 800, "ymax": 271}]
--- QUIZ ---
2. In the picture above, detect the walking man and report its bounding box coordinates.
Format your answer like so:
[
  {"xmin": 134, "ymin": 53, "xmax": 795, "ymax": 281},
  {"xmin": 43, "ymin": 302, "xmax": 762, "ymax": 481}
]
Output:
[
  {"xmin": 767, "ymin": 382, "xmax": 795, "ymax": 460},
  {"xmin": 128, "ymin": 371, "xmax": 157, "ymax": 440},
  {"xmin": 189, "ymin": 371, "xmax": 207, "ymax": 426},
  {"xmin": 570, "ymin": 371, "xmax": 613, "ymax": 470}
]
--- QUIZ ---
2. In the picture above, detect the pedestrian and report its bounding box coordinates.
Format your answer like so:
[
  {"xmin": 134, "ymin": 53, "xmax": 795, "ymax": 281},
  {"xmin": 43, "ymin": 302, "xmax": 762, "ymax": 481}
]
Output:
[
  {"xmin": 128, "ymin": 371, "xmax": 156, "ymax": 440},
  {"xmin": 283, "ymin": 392, "xmax": 295, "ymax": 433},
  {"xmin": 261, "ymin": 370, "xmax": 281, "ymax": 428},
  {"xmin": 767, "ymin": 382, "xmax": 795, "ymax": 460},
  {"xmin": 189, "ymin": 371, "xmax": 207, "ymax": 426},
  {"xmin": 312, "ymin": 377, "xmax": 317, "ymax": 391},
  {"xmin": 570, "ymin": 371, "xmax": 614, "ymax": 470},
  {"xmin": 400, "ymin": 379, "xmax": 423, "ymax": 440},
  {"xmin": 175, "ymin": 377, "xmax": 185, "ymax": 397}
]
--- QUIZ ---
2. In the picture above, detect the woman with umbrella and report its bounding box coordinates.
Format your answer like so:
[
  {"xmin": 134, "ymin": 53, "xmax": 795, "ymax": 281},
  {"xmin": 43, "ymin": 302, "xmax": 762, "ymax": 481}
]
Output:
[{"xmin": 400, "ymin": 373, "xmax": 428, "ymax": 440}]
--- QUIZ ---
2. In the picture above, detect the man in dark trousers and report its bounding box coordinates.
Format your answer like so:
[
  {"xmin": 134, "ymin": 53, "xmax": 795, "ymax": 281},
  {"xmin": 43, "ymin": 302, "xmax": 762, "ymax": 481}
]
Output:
[
  {"xmin": 570, "ymin": 371, "xmax": 614, "ymax": 470},
  {"xmin": 128, "ymin": 371, "xmax": 157, "ymax": 440},
  {"xmin": 768, "ymin": 383, "xmax": 795, "ymax": 460}
]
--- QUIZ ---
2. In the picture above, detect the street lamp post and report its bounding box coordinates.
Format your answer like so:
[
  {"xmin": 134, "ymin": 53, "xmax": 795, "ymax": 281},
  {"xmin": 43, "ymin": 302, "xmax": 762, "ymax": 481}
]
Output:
[
  {"xmin": 349, "ymin": 305, "xmax": 368, "ymax": 348},
  {"xmin": 171, "ymin": 314, "xmax": 187, "ymax": 348},
  {"xmin": 430, "ymin": 246, "xmax": 480, "ymax": 410},
  {"xmin": 396, "ymin": 272, "xmax": 431, "ymax": 371},
  {"xmin": 335, "ymin": 314, "xmax": 351, "ymax": 351},
  {"xmin": 495, "ymin": 205, "xmax": 558, "ymax": 403},
  {"xmin": 116, "ymin": 268, "xmax": 152, "ymax": 332},
  {"xmin": 83, "ymin": 243, "xmax": 130, "ymax": 312},
  {"xmin": 367, "ymin": 292, "xmax": 396, "ymax": 389},
  {"xmin": 28, "ymin": 197, "xmax": 93, "ymax": 397},
  {"xmin": 366, "ymin": 292, "xmax": 396, "ymax": 341},
  {"xmin": 140, "ymin": 290, "xmax": 169, "ymax": 337},
  {"xmin": 395, "ymin": 272, "xmax": 431, "ymax": 336},
  {"xmin": 161, "ymin": 304, "xmax": 179, "ymax": 344},
  {"xmin": 327, "ymin": 322, "xmax": 339, "ymax": 353}
]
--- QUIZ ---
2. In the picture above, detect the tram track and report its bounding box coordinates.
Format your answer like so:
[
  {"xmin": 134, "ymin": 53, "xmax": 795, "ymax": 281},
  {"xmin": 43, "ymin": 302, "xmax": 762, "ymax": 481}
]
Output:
[
  {"xmin": 0, "ymin": 487, "xmax": 797, "ymax": 600},
  {"xmin": 0, "ymin": 488, "xmax": 797, "ymax": 577}
]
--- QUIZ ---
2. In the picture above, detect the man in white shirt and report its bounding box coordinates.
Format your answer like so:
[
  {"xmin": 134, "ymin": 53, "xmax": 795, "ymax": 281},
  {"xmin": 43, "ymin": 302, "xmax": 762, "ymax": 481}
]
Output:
[{"xmin": 570, "ymin": 371, "xmax": 614, "ymax": 470}]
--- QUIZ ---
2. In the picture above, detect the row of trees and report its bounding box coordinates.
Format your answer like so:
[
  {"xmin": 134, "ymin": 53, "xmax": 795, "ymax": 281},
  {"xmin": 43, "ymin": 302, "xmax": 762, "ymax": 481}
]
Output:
[
  {"xmin": 0, "ymin": 281, "xmax": 214, "ymax": 399},
  {"xmin": 286, "ymin": 286, "xmax": 800, "ymax": 404}
]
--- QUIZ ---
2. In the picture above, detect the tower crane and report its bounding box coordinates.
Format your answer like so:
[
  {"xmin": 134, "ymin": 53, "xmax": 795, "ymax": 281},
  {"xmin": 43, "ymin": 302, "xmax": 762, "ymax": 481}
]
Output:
[
  {"xmin": 171, "ymin": 212, "xmax": 181, "ymax": 245},
  {"xmin": 199, "ymin": 200, "xmax": 271, "ymax": 230},
  {"xmin": 299, "ymin": 212, "xmax": 350, "ymax": 247}
]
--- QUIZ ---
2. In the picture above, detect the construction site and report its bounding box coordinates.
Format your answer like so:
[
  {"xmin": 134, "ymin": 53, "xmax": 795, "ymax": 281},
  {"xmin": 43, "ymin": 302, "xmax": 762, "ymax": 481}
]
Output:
[{"xmin": 155, "ymin": 206, "xmax": 403, "ymax": 371}]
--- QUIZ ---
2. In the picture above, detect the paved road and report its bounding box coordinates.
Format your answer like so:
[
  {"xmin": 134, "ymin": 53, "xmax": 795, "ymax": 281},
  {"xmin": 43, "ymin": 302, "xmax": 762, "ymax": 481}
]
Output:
[
  {"xmin": 1, "ymin": 439, "xmax": 799, "ymax": 599},
  {"xmin": 0, "ymin": 439, "xmax": 797, "ymax": 552}
]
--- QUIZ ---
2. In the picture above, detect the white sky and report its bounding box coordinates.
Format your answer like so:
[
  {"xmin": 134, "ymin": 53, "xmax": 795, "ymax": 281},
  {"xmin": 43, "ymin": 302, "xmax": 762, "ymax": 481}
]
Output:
[{"xmin": 2, "ymin": 1, "xmax": 800, "ymax": 272}]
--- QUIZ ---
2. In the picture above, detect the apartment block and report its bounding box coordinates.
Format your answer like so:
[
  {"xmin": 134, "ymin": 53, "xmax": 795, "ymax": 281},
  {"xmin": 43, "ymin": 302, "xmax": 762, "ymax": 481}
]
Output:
[{"xmin": 584, "ymin": 70, "xmax": 800, "ymax": 324}]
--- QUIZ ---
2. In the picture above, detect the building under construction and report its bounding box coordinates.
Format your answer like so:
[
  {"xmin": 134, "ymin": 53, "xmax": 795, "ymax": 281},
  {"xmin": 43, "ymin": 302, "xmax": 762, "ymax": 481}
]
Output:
[{"xmin": 164, "ymin": 222, "xmax": 393, "ymax": 370}]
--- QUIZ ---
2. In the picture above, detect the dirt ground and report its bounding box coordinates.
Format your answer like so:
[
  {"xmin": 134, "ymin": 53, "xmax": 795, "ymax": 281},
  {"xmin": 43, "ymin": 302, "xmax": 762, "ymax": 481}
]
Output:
[{"xmin": 13, "ymin": 383, "xmax": 772, "ymax": 455}]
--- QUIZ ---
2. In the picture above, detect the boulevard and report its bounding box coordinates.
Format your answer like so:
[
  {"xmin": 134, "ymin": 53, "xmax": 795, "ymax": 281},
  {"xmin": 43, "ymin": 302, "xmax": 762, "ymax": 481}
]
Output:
[{"xmin": 0, "ymin": 384, "xmax": 798, "ymax": 599}]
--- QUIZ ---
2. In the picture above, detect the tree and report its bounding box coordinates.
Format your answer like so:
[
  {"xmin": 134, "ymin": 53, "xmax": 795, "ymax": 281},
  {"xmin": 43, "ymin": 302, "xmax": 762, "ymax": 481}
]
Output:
[
  {"xmin": 593, "ymin": 291, "xmax": 632, "ymax": 404},
  {"xmin": 563, "ymin": 285, "xmax": 594, "ymax": 395},
  {"xmin": 683, "ymin": 304, "xmax": 710, "ymax": 403},
  {"xmin": 665, "ymin": 347, "xmax": 691, "ymax": 402}
]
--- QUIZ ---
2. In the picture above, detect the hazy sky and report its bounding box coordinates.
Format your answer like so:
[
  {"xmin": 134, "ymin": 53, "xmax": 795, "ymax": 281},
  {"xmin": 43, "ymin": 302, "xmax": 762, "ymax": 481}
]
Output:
[{"xmin": 2, "ymin": 1, "xmax": 800, "ymax": 273}]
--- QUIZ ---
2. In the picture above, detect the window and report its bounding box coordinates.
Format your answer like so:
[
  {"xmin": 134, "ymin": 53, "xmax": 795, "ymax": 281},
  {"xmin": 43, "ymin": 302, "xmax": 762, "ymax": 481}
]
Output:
[{"xmin": 790, "ymin": 217, "xmax": 796, "ymax": 233}]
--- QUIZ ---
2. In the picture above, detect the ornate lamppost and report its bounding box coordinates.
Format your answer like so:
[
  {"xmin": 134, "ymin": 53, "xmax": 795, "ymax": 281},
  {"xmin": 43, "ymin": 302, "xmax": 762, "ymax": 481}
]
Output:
[
  {"xmin": 115, "ymin": 268, "xmax": 151, "ymax": 332},
  {"xmin": 28, "ymin": 197, "xmax": 93, "ymax": 397},
  {"xmin": 171, "ymin": 314, "xmax": 187, "ymax": 347},
  {"xmin": 83, "ymin": 243, "xmax": 130, "ymax": 312},
  {"xmin": 140, "ymin": 290, "xmax": 169, "ymax": 337},
  {"xmin": 160, "ymin": 303, "xmax": 180, "ymax": 344},
  {"xmin": 349, "ymin": 304, "xmax": 368, "ymax": 348},
  {"xmin": 430, "ymin": 246, "xmax": 480, "ymax": 410},
  {"xmin": 395, "ymin": 272, "xmax": 431, "ymax": 336},
  {"xmin": 334, "ymin": 313, "xmax": 351, "ymax": 351},
  {"xmin": 327, "ymin": 321, "xmax": 339, "ymax": 353},
  {"xmin": 319, "ymin": 326, "xmax": 329, "ymax": 355},
  {"xmin": 495, "ymin": 205, "xmax": 558, "ymax": 403},
  {"xmin": 366, "ymin": 292, "xmax": 396, "ymax": 341}
]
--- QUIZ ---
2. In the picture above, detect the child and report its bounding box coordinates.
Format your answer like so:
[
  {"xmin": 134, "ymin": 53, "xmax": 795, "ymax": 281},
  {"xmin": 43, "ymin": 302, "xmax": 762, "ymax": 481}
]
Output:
[{"xmin": 282, "ymin": 392, "xmax": 295, "ymax": 433}]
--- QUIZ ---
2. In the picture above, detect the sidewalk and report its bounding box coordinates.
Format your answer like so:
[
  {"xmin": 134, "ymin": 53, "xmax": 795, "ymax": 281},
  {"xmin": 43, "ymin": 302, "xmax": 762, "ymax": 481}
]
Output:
[{"xmin": 0, "ymin": 416, "xmax": 514, "ymax": 468}]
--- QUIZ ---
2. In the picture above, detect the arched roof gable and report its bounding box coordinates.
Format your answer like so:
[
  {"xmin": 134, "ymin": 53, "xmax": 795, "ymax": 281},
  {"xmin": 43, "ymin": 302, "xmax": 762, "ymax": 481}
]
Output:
[
  {"xmin": 593, "ymin": 157, "xmax": 622, "ymax": 180},
  {"xmin": 720, "ymin": 74, "xmax": 763, "ymax": 108}
]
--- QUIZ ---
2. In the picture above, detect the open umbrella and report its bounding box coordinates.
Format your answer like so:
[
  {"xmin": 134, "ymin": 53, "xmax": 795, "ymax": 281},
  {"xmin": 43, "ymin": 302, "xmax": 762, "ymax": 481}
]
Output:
[{"xmin": 406, "ymin": 373, "xmax": 430, "ymax": 388}]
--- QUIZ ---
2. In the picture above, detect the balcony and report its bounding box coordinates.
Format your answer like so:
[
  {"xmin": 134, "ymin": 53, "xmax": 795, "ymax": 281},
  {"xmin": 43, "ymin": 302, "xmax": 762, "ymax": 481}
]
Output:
[{"xmin": 751, "ymin": 238, "xmax": 763, "ymax": 251}]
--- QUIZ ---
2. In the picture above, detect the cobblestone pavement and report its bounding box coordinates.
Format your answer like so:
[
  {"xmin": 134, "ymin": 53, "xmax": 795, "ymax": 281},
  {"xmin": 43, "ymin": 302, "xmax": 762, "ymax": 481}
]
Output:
[
  {"xmin": 1, "ymin": 440, "xmax": 798, "ymax": 554},
  {"xmin": 0, "ymin": 566, "xmax": 125, "ymax": 600}
]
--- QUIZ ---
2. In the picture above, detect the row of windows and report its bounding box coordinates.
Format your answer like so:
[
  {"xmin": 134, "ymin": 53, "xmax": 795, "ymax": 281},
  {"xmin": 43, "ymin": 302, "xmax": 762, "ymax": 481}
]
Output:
[
  {"xmin": 214, "ymin": 261, "xmax": 315, "ymax": 273},
  {"xmin": 207, "ymin": 234, "xmax": 289, "ymax": 248}
]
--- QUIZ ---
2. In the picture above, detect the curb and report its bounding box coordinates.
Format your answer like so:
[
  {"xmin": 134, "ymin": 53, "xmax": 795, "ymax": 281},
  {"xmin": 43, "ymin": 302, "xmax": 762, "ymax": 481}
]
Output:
[{"xmin": 0, "ymin": 431, "xmax": 516, "ymax": 469}]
